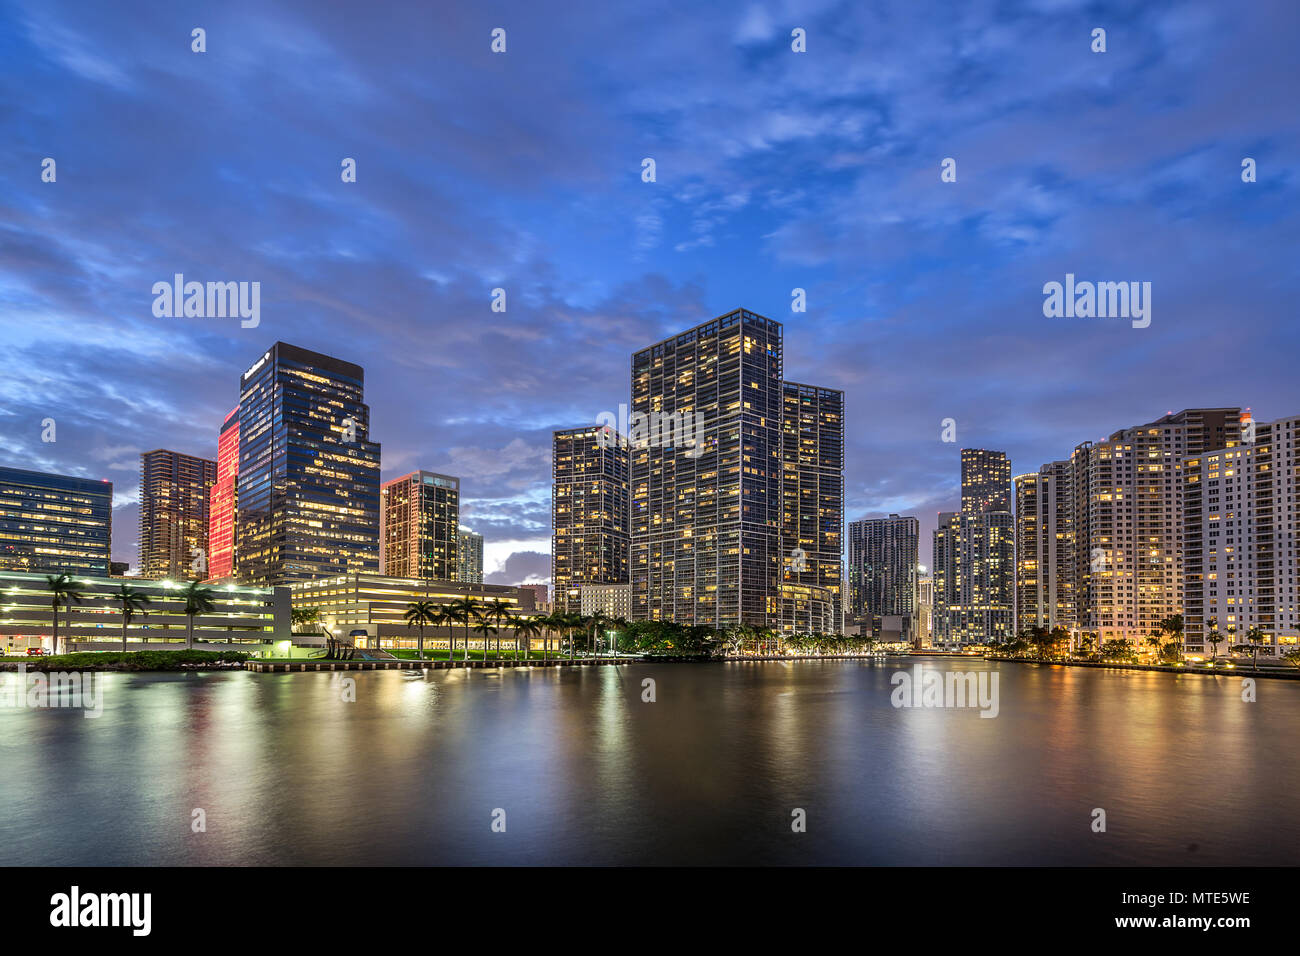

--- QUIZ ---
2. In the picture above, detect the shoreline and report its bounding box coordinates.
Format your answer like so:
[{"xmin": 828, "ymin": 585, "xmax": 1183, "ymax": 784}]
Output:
[{"xmin": 986, "ymin": 655, "xmax": 1300, "ymax": 680}]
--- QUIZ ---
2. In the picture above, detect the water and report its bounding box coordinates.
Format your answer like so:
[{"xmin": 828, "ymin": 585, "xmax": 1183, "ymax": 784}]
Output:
[{"xmin": 1, "ymin": 658, "xmax": 1296, "ymax": 865}]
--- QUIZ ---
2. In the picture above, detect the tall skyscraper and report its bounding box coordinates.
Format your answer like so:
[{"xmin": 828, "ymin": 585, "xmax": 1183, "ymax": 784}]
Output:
[
  {"xmin": 139, "ymin": 449, "xmax": 216, "ymax": 581},
  {"xmin": 207, "ymin": 406, "xmax": 240, "ymax": 582},
  {"xmin": 781, "ymin": 382, "xmax": 845, "ymax": 630},
  {"xmin": 0, "ymin": 467, "xmax": 112, "ymax": 576},
  {"xmin": 381, "ymin": 471, "xmax": 459, "ymax": 579},
  {"xmin": 933, "ymin": 449, "xmax": 1015, "ymax": 644},
  {"xmin": 552, "ymin": 425, "xmax": 629, "ymax": 612},
  {"xmin": 1183, "ymin": 412, "xmax": 1298, "ymax": 660},
  {"xmin": 916, "ymin": 575, "xmax": 934, "ymax": 646},
  {"xmin": 631, "ymin": 309, "xmax": 783, "ymax": 627},
  {"xmin": 1021, "ymin": 407, "xmax": 1243, "ymax": 648},
  {"xmin": 234, "ymin": 342, "xmax": 381, "ymax": 587},
  {"xmin": 962, "ymin": 448, "xmax": 1012, "ymax": 515},
  {"xmin": 629, "ymin": 309, "xmax": 840, "ymax": 632},
  {"xmin": 847, "ymin": 514, "xmax": 919, "ymax": 633},
  {"xmin": 456, "ymin": 528, "xmax": 484, "ymax": 584},
  {"xmin": 1014, "ymin": 461, "xmax": 1076, "ymax": 633}
]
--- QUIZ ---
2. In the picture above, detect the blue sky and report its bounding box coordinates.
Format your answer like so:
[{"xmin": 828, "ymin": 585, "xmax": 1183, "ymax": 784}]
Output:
[{"xmin": 0, "ymin": 0, "xmax": 1296, "ymax": 581}]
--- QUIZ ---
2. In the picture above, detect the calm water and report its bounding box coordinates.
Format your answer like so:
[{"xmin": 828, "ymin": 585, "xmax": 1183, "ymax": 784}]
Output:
[{"xmin": 1, "ymin": 658, "xmax": 1296, "ymax": 866}]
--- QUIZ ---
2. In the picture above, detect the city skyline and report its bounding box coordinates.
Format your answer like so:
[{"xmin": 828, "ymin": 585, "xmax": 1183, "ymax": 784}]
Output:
[{"xmin": 2, "ymin": 1, "xmax": 1296, "ymax": 585}]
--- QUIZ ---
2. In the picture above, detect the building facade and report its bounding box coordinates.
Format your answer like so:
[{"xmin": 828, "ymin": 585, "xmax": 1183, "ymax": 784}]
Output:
[
  {"xmin": 631, "ymin": 310, "xmax": 783, "ymax": 628},
  {"xmin": 628, "ymin": 309, "xmax": 842, "ymax": 634},
  {"xmin": 0, "ymin": 467, "xmax": 112, "ymax": 576},
  {"xmin": 0, "ymin": 569, "xmax": 287, "ymax": 654},
  {"xmin": 781, "ymin": 382, "xmax": 845, "ymax": 629},
  {"xmin": 1014, "ymin": 461, "xmax": 1076, "ymax": 634},
  {"xmin": 207, "ymin": 406, "xmax": 240, "ymax": 582},
  {"xmin": 553, "ymin": 425, "xmax": 629, "ymax": 612},
  {"xmin": 139, "ymin": 449, "xmax": 216, "ymax": 581},
  {"xmin": 580, "ymin": 582, "xmax": 632, "ymax": 620},
  {"xmin": 916, "ymin": 575, "xmax": 933, "ymax": 646},
  {"xmin": 933, "ymin": 449, "xmax": 1015, "ymax": 645},
  {"xmin": 1182, "ymin": 413, "xmax": 1299, "ymax": 660},
  {"xmin": 234, "ymin": 343, "xmax": 382, "ymax": 586},
  {"xmin": 847, "ymin": 514, "xmax": 919, "ymax": 637},
  {"xmin": 289, "ymin": 573, "xmax": 530, "ymax": 649},
  {"xmin": 1017, "ymin": 408, "xmax": 1244, "ymax": 649},
  {"xmin": 456, "ymin": 528, "xmax": 484, "ymax": 584},
  {"xmin": 380, "ymin": 471, "xmax": 459, "ymax": 580}
]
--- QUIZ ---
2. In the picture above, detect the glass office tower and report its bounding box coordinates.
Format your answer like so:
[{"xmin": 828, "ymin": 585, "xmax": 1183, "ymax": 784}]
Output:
[
  {"xmin": 234, "ymin": 342, "xmax": 381, "ymax": 586},
  {"xmin": 0, "ymin": 466, "xmax": 113, "ymax": 575}
]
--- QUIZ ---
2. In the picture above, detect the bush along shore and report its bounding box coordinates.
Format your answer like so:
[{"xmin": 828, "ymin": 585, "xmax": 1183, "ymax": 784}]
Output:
[{"xmin": 0, "ymin": 650, "xmax": 251, "ymax": 672}]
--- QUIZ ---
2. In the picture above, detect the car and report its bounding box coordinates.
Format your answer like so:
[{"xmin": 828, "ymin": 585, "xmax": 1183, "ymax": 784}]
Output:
[{"xmin": 25, "ymin": 647, "xmax": 48, "ymax": 656}]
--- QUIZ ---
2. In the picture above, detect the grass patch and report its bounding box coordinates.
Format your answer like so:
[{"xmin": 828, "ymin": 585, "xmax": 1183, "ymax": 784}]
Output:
[{"xmin": 0, "ymin": 650, "xmax": 251, "ymax": 671}]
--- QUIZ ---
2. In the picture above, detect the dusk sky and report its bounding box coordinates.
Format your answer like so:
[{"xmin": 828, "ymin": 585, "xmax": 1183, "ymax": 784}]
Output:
[{"xmin": 1, "ymin": 0, "xmax": 1296, "ymax": 583}]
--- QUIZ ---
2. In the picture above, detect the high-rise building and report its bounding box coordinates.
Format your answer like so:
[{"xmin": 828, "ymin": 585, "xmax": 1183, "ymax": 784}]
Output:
[
  {"xmin": 234, "ymin": 342, "xmax": 381, "ymax": 587},
  {"xmin": 207, "ymin": 406, "xmax": 240, "ymax": 582},
  {"xmin": 1020, "ymin": 408, "xmax": 1243, "ymax": 648},
  {"xmin": 139, "ymin": 449, "xmax": 216, "ymax": 581},
  {"xmin": 962, "ymin": 448, "xmax": 1012, "ymax": 515},
  {"xmin": 629, "ymin": 309, "xmax": 838, "ymax": 633},
  {"xmin": 0, "ymin": 467, "xmax": 112, "ymax": 576},
  {"xmin": 781, "ymin": 382, "xmax": 845, "ymax": 630},
  {"xmin": 631, "ymin": 310, "xmax": 784, "ymax": 627},
  {"xmin": 1068, "ymin": 408, "xmax": 1241, "ymax": 645},
  {"xmin": 456, "ymin": 528, "xmax": 484, "ymax": 584},
  {"xmin": 933, "ymin": 449, "xmax": 1015, "ymax": 645},
  {"xmin": 917, "ymin": 575, "xmax": 933, "ymax": 646},
  {"xmin": 847, "ymin": 514, "xmax": 919, "ymax": 635},
  {"xmin": 381, "ymin": 471, "xmax": 459, "ymax": 580},
  {"xmin": 1014, "ymin": 461, "xmax": 1076, "ymax": 634},
  {"xmin": 1182, "ymin": 412, "xmax": 1299, "ymax": 660},
  {"xmin": 552, "ymin": 425, "xmax": 629, "ymax": 612}
]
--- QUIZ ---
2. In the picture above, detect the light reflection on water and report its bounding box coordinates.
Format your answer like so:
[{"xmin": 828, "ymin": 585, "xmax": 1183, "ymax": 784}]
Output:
[{"xmin": 0, "ymin": 659, "xmax": 1295, "ymax": 865}]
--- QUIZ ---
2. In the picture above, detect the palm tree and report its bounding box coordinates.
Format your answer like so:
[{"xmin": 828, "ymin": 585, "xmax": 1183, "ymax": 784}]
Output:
[
  {"xmin": 45, "ymin": 573, "xmax": 84, "ymax": 657},
  {"xmin": 1158, "ymin": 614, "xmax": 1184, "ymax": 662},
  {"xmin": 114, "ymin": 583, "xmax": 152, "ymax": 652},
  {"xmin": 586, "ymin": 611, "xmax": 613, "ymax": 657},
  {"xmin": 449, "ymin": 597, "xmax": 482, "ymax": 662},
  {"xmin": 179, "ymin": 581, "xmax": 216, "ymax": 650},
  {"xmin": 1206, "ymin": 623, "xmax": 1224, "ymax": 663},
  {"xmin": 1244, "ymin": 626, "xmax": 1268, "ymax": 669},
  {"xmin": 513, "ymin": 614, "xmax": 542, "ymax": 661},
  {"xmin": 473, "ymin": 617, "xmax": 498, "ymax": 662},
  {"xmin": 403, "ymin": 600, "xmax": 438, "ymax": 660},
  {"xmin": 485, "ymin": 598, "xmax": 515, "ymax": 659},
  {"xmin": 543, "ymin": 610, "xmax": 570, "ymax": 661},
  {"xmin": 562, "ymin": 612, "xmax": 584, "ymax": 659}
]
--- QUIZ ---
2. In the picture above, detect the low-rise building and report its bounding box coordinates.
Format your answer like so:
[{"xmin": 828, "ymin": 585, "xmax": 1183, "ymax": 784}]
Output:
[
  {"xmin": 289, "ymin": 573, "xmax": 534, "ymax": 650},
  {"xmin": 0, "ymin": 569, "xmax": 288, "ymax": 654},
  {"xmin": 580, "ymin": 583, "xmax": 631, "ymax": 619}
]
